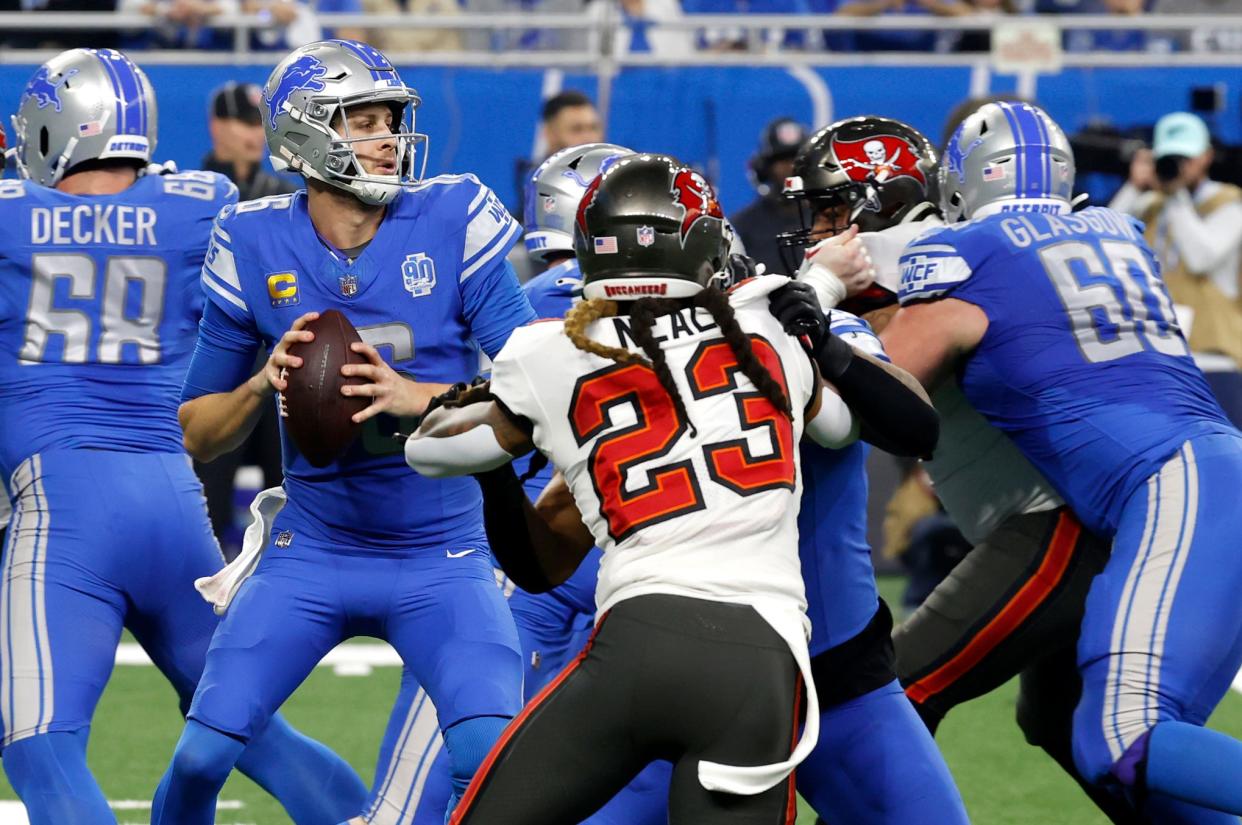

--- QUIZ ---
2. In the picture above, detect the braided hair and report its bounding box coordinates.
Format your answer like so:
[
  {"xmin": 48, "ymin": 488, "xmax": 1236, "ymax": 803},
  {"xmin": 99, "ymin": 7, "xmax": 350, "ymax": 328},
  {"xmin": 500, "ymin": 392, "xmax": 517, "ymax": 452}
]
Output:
[{"xmin": 562, "ymin": 288, "xmax": 793, "ymax": 437}]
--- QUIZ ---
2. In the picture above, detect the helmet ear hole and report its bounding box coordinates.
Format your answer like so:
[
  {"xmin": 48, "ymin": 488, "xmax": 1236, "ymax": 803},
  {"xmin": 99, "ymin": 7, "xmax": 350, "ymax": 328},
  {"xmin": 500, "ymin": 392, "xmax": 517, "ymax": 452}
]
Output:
[
  {"xmin": 39, "ymin": 126, "xmax": 49, "ymax": 158},
  {"xmin": 979, "ymin": 121, "xmax": 990, "ymax": 135}
]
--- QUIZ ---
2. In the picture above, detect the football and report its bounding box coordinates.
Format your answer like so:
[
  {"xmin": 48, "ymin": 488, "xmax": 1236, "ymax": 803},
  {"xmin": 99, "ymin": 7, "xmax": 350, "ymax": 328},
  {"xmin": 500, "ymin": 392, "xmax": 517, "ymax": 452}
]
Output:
[{"xmin": 283, "ymin": 309, "xmax": 370, "ymax": 467}]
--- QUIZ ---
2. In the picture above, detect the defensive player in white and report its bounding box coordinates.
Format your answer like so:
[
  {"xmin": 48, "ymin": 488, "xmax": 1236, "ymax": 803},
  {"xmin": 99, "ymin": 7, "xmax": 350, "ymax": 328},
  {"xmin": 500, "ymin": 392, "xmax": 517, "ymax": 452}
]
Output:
[{"xmin": 406, "ymin": 153, "xmax": 941, "ymax": 825}]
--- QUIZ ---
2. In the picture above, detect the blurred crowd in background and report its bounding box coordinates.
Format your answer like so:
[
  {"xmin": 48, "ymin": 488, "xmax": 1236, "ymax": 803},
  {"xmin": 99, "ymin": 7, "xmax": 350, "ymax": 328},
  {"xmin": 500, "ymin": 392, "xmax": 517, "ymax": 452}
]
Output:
[{"xmin": 4, "ymin": 0, "xmax": 1242, "ymax": 56}]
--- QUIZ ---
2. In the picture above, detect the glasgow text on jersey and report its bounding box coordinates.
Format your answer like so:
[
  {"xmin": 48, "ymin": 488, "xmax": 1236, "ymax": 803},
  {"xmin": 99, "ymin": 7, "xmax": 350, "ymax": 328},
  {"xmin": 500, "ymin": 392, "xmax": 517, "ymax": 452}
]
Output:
[
  {"xmin": 997, "ymin": 210, "xmax": 1139, "ymax": 250},
  {"xmin": 31, "ymin": 205, "xmax": 158, "ymax": 247}
]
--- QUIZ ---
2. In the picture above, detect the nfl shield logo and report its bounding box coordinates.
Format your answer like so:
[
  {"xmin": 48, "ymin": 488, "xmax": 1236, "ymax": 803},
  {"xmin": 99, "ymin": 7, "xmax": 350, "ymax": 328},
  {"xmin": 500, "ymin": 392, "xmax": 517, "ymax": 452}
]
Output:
[
  {"xmin": 637, "ymin": 226, "xmax": 655, "ymax": 247},
  {"xmin": 339, "ymin": 274, "xmax": 358, "ymax": 297},
  {"xmin": 274, "ymin": 530, "xmax": 293, "ymax": 548},
  {"xmin": 542, "ymin": 195, "xmax": 557, "ymax": 214}
]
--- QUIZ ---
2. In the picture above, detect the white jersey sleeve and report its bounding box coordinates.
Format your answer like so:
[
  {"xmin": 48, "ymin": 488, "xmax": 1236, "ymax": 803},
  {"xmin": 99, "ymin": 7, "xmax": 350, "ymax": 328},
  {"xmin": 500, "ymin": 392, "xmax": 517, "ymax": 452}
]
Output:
[{"xmin": 488, "ymin": 320, "xmax": 561, "ymax": 425}]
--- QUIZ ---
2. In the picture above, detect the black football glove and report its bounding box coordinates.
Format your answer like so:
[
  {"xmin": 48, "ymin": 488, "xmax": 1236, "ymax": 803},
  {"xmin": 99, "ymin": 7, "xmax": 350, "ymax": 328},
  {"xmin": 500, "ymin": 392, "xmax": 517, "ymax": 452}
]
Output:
[
  {"xmin": 769, "ymin": 280, "xmax": 854, "ymax": 380},
  {"xmin": 722, "ymin": 253, "xmax": 761, "ymax": 290}
]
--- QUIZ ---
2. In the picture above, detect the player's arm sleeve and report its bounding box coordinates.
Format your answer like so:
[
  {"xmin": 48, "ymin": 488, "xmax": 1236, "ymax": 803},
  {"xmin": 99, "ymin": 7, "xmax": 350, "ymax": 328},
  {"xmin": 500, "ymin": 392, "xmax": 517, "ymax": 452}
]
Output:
[
  {"xmin": 199, "ymin": 216, "xmax": 255, "ymax": 327},
  {"xmin": 897, "ymin": 233, "xmax": 974, "ymax": 305},
  {"xmin": 458, "ymin": 179, "xmax": 533, "ymax": 357},
  {"xmin": 829, "ymin": 311, "xmax": 890, "ymax": 362},
  {"xmin": 462, "ymin": 258, "xmax": 538, "ymax": 359},
  {"xmin": 182, "ymin": 216, "xmax": 263, "ymax": 402},
  {"xmin": 181, "ymin": 301, "xmax": 264, "ymax": 402}
]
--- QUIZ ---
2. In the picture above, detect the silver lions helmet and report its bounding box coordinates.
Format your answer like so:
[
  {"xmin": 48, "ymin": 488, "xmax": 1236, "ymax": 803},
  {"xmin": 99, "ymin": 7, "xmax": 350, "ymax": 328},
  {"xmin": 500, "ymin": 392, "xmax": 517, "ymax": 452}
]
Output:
[
  {"xmin": 262, "ymin": 39, "xmax": 425, "ymax": 206},
  {"xmin": 11, "ymin": 48, "xmax": 157, "ymax": 187},
  {"xmin": 941, "ymin": 101, "xmax": 1075, "ymax": 222},
  {"xmin": 523, "ymin": 142, "xmax": 631, "ymax": 260}
]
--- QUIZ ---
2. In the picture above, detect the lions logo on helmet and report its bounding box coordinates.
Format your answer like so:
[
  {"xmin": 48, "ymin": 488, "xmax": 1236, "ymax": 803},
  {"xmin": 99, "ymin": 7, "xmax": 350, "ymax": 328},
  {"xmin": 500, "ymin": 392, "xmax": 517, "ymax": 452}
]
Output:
[
  {"xmin": 264, "ymin": 55, "xmax": 328, "ymax": 131},
  {"xmin": 22, "ymin": 66, "xmax": 78, "ymax": 113}
]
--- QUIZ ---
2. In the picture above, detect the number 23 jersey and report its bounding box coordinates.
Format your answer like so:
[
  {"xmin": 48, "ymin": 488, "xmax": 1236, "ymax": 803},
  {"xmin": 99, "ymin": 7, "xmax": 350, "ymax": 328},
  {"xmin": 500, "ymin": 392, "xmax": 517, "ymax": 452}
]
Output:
[
  {"xmin": 490, "ymin": 276, "xmax": 817, "ymax": 618},
  {"xmin": 898, "ymin": 204, "xmax": 1235, "ymax": 535}
]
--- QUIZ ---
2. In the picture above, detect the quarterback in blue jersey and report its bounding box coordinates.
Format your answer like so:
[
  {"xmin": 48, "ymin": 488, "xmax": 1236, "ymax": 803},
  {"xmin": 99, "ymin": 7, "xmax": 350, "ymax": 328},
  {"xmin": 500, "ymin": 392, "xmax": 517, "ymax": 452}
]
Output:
[
  {"xmin": 884, "ymin": 101, "xmax": 1242, "ymax": 818},
  {"xmin": 0, "ymin": 49, "xmax": 369, "ymax": 825},
  {"xmin": 151, "ymin": 41, "xmax": 532, "ymax": 825}
]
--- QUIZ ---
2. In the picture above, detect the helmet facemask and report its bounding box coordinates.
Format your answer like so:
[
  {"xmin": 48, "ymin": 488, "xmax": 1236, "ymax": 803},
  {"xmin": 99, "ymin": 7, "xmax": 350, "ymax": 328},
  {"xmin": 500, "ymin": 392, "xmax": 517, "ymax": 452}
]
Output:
[
  {"xmin": 777, "ymin": 182, "xmax": 871, "ymax": 276},
  {"xmin": 271, "ymin": 86, "xmax": 427, "ymax": 207}
]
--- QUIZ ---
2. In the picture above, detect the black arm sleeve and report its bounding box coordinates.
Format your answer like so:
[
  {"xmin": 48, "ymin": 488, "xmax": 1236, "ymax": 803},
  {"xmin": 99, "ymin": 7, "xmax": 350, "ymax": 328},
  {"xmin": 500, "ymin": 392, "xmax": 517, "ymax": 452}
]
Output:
[
  {"xmin": 473, "ymin": 463, "xmax": 557, "ymax": 594},
  {"xmin": 818, "ymin": 343, "xmax": 940, "ymax": 459}
]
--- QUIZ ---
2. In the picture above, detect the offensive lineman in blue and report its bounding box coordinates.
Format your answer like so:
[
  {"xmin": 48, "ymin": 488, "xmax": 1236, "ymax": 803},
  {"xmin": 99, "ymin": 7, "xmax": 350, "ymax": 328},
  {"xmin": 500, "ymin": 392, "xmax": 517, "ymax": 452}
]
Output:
[
  {"xmin": 151, "ymin": 40, "xmax": 532, "ymax": 823},
  {"xmin": 884, "ymin": 101, "xmax": 1242, "ymax": 819},
  {"xmin": 0, "ymin": 49, "xmax": 370, "ymax": 825}
]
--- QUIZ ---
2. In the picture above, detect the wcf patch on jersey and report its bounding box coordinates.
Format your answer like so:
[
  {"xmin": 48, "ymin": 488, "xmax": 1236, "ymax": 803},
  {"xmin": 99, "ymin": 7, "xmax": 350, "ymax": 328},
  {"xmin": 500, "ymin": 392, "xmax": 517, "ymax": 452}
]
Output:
[{"xmin": 267, "ymin": 271, "xmax": 300, "ymax": 307}]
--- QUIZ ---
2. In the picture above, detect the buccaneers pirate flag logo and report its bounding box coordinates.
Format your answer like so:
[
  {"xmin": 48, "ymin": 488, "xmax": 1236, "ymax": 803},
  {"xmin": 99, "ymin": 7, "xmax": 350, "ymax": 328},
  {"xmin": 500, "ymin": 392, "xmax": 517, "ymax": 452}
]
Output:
[{"xmin": 830, "ymin": 134, "xmax": 928, "ymax": 187}]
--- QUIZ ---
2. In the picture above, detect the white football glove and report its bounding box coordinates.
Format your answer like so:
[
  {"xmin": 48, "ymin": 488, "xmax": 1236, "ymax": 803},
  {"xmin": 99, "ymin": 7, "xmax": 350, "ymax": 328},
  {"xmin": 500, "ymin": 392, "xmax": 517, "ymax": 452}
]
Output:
[{"xmin": 796, "ymin": 225, "xmax": 876, "ymax": 310}]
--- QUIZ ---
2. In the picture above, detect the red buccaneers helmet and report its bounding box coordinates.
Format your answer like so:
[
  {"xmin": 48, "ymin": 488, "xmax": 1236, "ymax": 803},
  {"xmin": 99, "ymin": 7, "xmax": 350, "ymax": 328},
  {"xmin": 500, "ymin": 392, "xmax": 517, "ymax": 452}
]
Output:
[{"xmin": 778, "ymin": 116, "xmax": 939, "ymax": 260}]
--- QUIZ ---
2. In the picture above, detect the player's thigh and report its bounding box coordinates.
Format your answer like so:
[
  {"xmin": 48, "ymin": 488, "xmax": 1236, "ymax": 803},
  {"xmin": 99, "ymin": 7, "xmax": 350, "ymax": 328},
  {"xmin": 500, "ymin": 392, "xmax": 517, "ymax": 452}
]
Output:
[
  {"xmin": 126, "ymin": 454, "xmax": 228, "ymax": 705},
  {"xmin": 509, "ymin": 587, "xmax": 586, "ymax": 701},
  {"xmin": 365, "ymin": 669, "xmax": 451, "ymax": 825},
  {"xmin": 896, "ymin": 508, "xmax": 1104, "ymax": 719},
  {"xmin": 625, "ymin": 596, "xmax": 798, "ymax": 824},
  {"xmin": 188, "ymin": 548, "xmax": 343, "ymax": 742},
  {"xmin": 452, "ymin": 615, "xmax": 652, "ymax": 825},
  {"xmin": 1, "ymin": 454, "xmax": 131, "ymax": 748},
  {"xmin": 1076, "ymin": 436, "xmax": 1242, "ymax": 774},
  {"xmin": 386, "ymin": 552, "xmax": 522, "ymax": 730}
]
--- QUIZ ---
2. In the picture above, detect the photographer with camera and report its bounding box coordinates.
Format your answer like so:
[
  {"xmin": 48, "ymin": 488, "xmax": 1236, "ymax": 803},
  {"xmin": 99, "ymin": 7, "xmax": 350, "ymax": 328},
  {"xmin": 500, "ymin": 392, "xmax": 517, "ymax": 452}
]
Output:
[{"xmin": 1110, "ymin": 111, "xmax": 1242, "ymax": 422}]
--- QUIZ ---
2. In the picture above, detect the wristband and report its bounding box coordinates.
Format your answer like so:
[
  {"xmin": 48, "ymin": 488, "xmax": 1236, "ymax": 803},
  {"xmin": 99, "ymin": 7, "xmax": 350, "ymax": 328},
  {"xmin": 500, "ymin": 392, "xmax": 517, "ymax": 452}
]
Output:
[{"xmin": 799, "ymin": 261, "xmax": 848, "ymax": 310}]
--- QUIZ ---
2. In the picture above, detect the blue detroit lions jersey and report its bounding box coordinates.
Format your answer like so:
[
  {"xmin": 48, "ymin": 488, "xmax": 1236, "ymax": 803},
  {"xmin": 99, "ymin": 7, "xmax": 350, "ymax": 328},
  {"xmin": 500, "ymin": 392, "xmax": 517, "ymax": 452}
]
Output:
[
  {"xmin": 0, "ymin": 170, "xmax": 237, "ymax": 477},
  {"xmin": 196, "ymin": 175, "xmax": 533, "ymax": 552},
  {"xmin": 799, "ymin": 310, "xmax": 885, "ymax": 654},
  {"xmin": 899, "ymin": 205, "xmax": 1234, "ymax": 535},
  {"xmin": 513, "ymin": 258, "xmax": 580, "ymax": 499}
]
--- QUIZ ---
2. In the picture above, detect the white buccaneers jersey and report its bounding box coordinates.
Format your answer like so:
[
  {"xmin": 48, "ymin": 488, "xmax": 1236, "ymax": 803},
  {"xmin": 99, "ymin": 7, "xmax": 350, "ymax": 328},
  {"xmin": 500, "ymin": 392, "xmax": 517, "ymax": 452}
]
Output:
[{"xmin": 490, "ymin": 277, "xmax": 816, "ymax": 620}]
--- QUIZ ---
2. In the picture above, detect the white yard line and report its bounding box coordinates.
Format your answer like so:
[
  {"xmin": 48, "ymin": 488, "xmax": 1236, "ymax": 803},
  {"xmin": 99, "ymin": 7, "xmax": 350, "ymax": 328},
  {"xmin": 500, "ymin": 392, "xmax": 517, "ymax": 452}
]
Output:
[
  {"xmin": 115, "ymin": 642, "xmax": 401, "ymax": 675},
  {"xmin": 0, "ymin": 799, "xmax": 249, "ymax": 825}
]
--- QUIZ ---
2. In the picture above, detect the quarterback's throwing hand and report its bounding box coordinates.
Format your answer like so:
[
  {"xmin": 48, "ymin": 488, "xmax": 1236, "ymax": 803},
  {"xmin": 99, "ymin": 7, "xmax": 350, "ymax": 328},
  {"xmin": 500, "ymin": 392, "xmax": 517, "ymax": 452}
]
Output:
[{"xmin": 340, "ymin": 342, "xmax": 443, "ymax": 424}]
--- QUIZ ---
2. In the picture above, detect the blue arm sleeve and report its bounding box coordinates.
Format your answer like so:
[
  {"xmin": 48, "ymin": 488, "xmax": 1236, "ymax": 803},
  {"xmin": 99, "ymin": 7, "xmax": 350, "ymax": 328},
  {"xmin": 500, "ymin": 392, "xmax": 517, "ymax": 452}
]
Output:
[
  {"xmin": 181, "ymin": 300, "xmax": 264, "ymax": 402},
  {"xmin": 462, "ymin": 258, "xmax": 538, "ymax": 360}
]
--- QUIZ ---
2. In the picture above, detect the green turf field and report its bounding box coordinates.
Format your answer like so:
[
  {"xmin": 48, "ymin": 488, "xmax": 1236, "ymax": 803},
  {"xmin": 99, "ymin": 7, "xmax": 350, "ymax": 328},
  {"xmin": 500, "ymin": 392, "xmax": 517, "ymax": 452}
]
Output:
[{"xmin": 0, "ymin": 578, "xmax": 1238, "ymax": 824}]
